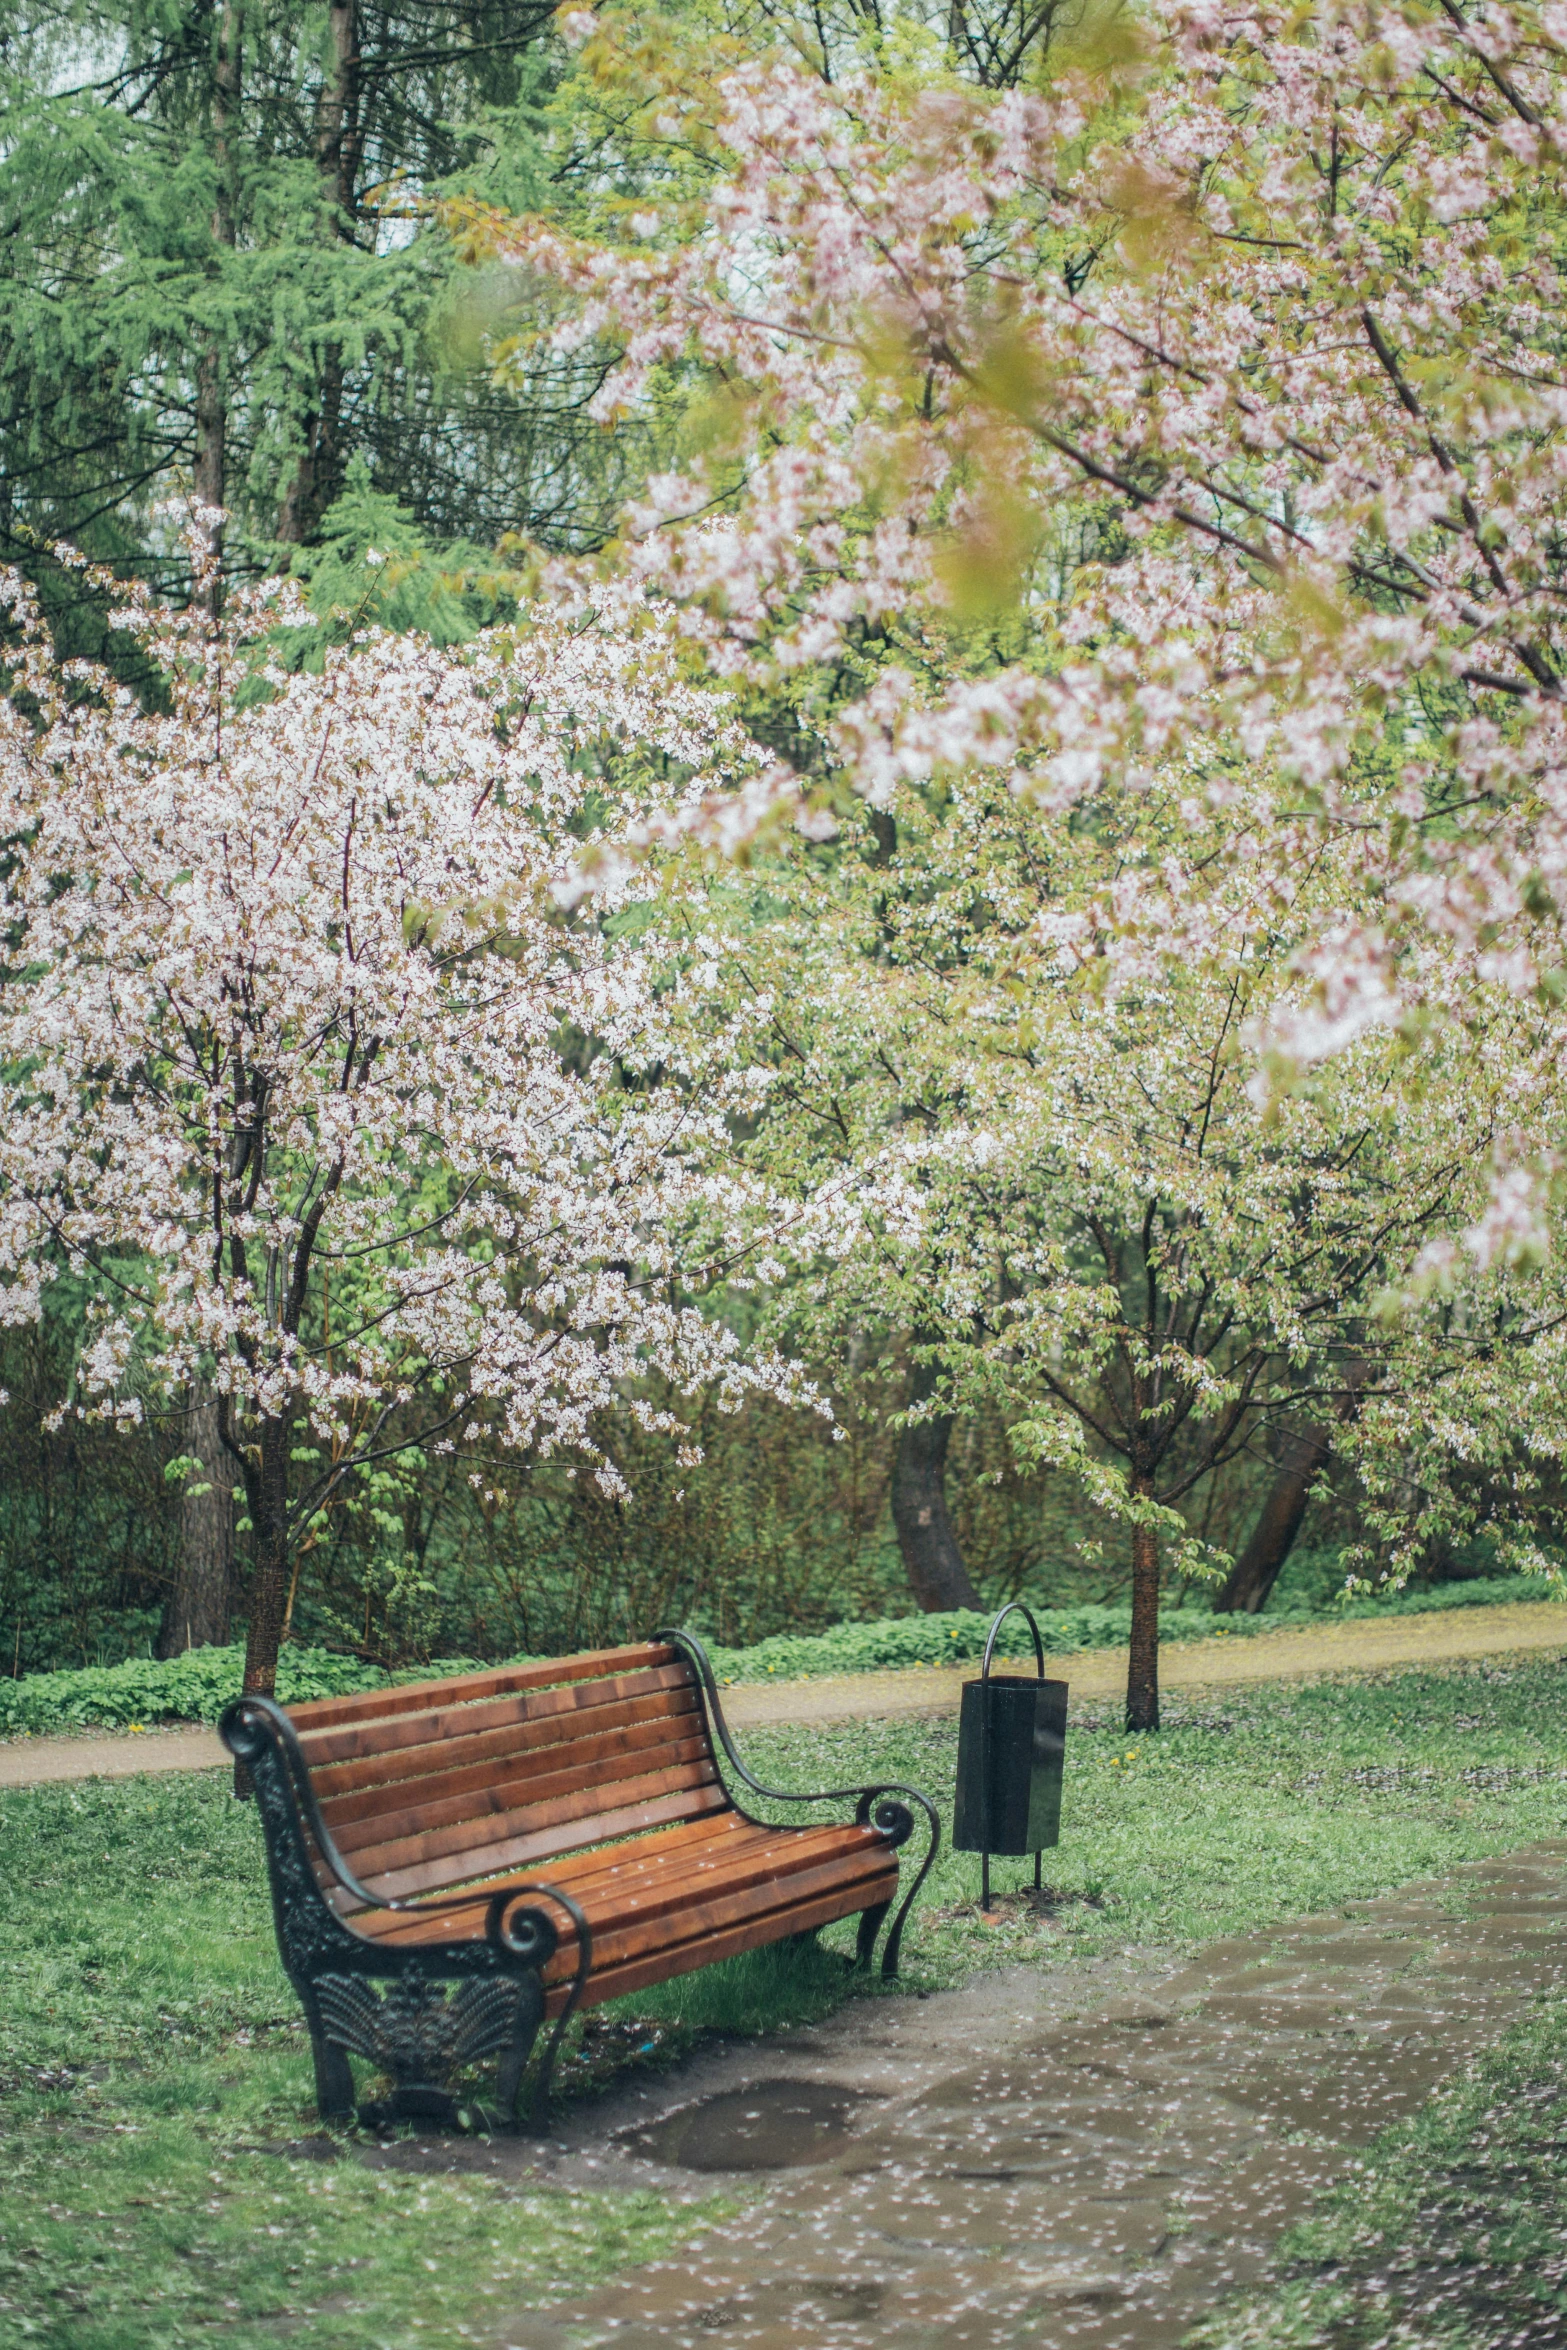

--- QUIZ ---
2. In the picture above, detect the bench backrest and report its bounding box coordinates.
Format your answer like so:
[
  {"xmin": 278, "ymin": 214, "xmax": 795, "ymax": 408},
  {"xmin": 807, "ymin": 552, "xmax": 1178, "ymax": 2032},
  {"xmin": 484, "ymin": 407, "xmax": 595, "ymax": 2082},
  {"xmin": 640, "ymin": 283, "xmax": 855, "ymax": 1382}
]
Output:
[{"xmin": 284, "ymin": 1641, "xmax": 727, "ymax": 1906}]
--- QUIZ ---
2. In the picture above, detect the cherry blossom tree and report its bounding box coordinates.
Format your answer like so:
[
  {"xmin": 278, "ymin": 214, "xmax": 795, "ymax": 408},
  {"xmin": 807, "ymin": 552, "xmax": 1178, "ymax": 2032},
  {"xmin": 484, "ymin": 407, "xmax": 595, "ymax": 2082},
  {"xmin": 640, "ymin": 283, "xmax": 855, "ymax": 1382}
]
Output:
[
  {"xmin": 426, "ymin": 0, "xmax": 1567, "ymax": 1723},
  {"xmin": 457, "ymin": 0, "xmax": 1567, "ymax": 1241},
  {"xmin": 0, "ymin": 553, "xmax": 809, "ymax": 1701}
]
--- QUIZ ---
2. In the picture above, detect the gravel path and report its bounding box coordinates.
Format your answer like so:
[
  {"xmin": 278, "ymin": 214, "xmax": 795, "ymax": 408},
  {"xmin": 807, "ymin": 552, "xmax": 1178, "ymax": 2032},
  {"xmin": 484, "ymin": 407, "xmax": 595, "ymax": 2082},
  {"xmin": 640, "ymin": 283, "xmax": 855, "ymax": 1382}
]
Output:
[{"xmin": 1, "ymin": 1598, "xmax": 1562, "ymax": 1790}]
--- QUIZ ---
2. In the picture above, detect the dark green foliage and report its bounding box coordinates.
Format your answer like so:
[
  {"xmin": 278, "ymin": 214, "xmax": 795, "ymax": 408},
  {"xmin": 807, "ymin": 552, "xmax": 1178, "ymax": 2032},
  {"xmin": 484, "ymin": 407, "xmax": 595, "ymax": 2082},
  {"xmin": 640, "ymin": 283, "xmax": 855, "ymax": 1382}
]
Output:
[
  {"xmin": 8, "ymin": 1258, "xmax": 1507, "ymax": 1685},
  {"xmin": 0, "ymin": 1229, "xmax": 1536, "ymax": 1696},
  {"xmin": 0, "ymin": 1642, "xmax": 448, "ymax": 1735},
  {"xmin": 0, "ymin": 1281, "xmax": 181, "ymax": 1679},
  {"xmin": 0, "ymin": 1318, "xmax": 1080, "ymax": 1676},
  {"xmin": 0, "ymin": 0, "xmax": 631, "ymax": 659}
]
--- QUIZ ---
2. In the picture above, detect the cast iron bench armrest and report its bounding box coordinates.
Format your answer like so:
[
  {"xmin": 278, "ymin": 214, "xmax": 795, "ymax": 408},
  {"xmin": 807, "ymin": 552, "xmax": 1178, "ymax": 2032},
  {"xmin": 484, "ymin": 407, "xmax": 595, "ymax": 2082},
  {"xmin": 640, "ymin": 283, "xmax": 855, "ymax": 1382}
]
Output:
[
  {"xmin": 654, "ymin": 1626, "xmax": 941, "ymax": 1976},
  {"xmin": 220, "ymin": 1692, "xmax": 592, "ymax": 2131},
  {"xmin": 220, "ymin": 1693, "xmax": 563, "ymax": 1966}
]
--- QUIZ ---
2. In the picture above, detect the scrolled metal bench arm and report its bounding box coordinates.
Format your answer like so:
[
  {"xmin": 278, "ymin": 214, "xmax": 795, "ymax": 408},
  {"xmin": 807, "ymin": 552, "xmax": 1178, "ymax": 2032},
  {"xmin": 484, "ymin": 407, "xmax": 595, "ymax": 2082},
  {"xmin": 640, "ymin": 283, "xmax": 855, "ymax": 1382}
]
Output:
[
  {"xmin": 223, "ymin": 1694, "xmax": 424, "ymax": 1917},
  {"xmin": 222, "ymin": 1694, "xmax": 569, "ymax": 1952},
  {"xmin": 223, "ymin": 1694, "xmax": 564, "ymax": 1951},
  {"xmin": 653, "ymin": 1625, "xmax": 940, "ymax": 1977}
]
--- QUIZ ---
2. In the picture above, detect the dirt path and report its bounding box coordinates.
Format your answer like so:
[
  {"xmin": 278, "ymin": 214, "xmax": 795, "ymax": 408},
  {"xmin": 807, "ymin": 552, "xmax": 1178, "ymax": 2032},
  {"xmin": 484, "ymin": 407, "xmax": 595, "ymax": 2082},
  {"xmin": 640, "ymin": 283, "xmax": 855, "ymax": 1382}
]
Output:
[
  {"xmin": 2, "ymin": 1599, "xmax": 1562, "ymax": 1790},
  {"xmin": 0, "ymin": 1721, "xmax": 227, "ymax": 1787},
  {"xmin": 719, "ymin": 1596, "xmax": 1567, "ymax": 1727}
]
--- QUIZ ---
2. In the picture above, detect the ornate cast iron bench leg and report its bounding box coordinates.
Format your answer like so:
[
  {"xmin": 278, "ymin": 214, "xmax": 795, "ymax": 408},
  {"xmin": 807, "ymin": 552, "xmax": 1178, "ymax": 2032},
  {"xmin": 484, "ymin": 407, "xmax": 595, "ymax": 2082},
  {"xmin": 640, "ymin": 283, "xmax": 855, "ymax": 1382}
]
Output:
[
  {"xmin": 495, "ymin": 1973, "xmax": 546, "ymax": 2124},
  {"xmin": 221, "ymin": 1693, "xmax": 573, "ymax": 2135},
  {"xmin": 308, "ymin": 1969, "xmax": 545, "ymax": 2129},
  {"xmin": 489, "ymin": 1885, "xmax": 593, "ymax": 2133}
]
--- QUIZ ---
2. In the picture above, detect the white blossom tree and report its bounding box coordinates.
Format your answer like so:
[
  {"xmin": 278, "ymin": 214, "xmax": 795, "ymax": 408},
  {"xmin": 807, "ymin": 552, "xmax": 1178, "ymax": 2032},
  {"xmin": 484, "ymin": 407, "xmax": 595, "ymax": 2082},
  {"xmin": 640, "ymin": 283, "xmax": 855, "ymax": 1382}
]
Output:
[
  {"xmin": 421, "ymin": 0, "xmax": 1567, "ymax": 1727},
  {"xmin": 663, "ymin": 776, "xmax": 1567, "ymax": 1727},
  {"xmin": 0, "ymin": 555, "xmax": 809, "ymax": 1699}
]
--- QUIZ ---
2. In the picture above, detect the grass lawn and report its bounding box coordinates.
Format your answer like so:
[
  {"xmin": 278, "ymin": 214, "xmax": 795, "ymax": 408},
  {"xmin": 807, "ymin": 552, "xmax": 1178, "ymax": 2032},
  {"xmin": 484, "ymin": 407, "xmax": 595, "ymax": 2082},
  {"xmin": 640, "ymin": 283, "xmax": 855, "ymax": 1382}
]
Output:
[{"xmin": 2, "ymin": 1654, "xmax": 1565, "ymax": 2347}]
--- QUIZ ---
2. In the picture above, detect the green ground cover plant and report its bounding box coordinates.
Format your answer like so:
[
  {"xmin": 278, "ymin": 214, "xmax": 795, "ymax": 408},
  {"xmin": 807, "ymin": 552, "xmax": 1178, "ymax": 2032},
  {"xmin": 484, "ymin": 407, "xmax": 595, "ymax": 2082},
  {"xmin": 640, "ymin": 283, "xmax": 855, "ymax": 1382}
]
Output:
[
  {"xmin": 3, "ymin": 1656, "xmax": 1567, "ymax": 2345},
  {"xmin": 1190, "ymin": 1990, "xmax": 1567, "ymax": 2348},
  {"xmin": 0, "ymin": 1644, "xmax": 485, "ymax": 1738},
  {"xmin": 0, "ymin": 1575, "xmax": 1554, "ymax": 1736}
]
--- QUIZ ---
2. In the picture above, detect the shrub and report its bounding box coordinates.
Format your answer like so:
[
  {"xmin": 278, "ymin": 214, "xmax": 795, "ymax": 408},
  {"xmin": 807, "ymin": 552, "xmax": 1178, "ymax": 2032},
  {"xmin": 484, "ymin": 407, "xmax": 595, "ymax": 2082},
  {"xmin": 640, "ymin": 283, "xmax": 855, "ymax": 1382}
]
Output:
[{"xmin": 0, "ymin": 1645, "xmax": 484, "ymax": 1736}]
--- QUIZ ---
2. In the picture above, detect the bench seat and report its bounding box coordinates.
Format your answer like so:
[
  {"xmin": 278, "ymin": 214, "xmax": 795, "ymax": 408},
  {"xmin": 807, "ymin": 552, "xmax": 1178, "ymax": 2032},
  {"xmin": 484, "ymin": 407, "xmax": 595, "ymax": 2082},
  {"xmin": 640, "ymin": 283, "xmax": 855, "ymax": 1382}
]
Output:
[
  {"xmin": 222, "ymin": 1630, "xmax": 937, "ymax": 2129},
  {"xmin": 351, "ymin": 1813, "xmax": 900, "ymax": 2011}
]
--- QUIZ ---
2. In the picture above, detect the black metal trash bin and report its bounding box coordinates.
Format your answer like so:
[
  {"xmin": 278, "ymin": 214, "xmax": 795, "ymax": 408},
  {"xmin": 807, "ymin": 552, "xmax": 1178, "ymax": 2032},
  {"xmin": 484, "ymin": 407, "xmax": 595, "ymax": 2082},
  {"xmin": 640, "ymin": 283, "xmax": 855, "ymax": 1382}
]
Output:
[{"xmin": 953, "ymin": 1602, "xmax": 1067, "ymax": 1911}]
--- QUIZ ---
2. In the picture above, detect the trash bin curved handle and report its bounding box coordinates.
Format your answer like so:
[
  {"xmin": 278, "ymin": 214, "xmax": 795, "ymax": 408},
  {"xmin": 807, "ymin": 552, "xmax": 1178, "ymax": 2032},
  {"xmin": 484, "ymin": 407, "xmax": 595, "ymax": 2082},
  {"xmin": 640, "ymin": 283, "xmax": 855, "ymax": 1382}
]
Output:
[
  {"xmin": 981, "ymin": 1600, "xmax": 1046, "ymax": 1686},
  {"xmin": 975, "ymin": 1601, "xmax": 1048, "ymax": 1913}
]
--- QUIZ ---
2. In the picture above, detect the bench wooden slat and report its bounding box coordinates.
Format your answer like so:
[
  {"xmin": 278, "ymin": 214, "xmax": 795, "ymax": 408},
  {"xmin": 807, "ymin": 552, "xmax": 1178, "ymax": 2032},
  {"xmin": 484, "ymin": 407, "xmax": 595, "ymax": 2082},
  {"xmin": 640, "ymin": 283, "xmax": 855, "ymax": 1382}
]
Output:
[
  {"xmin": 355, "ymin": 1805, "xmax": 758, "ymax": 1915},
  {"xmin": 361, "ymin": 1854, "xmax": 890, "ymax": 2003},
  {"xmin": 467, "ymin": 1813, "xmax": 864, "ymax": 1918},
  {"xmin": 555, "ymin": 1874, "xmax": 898, "ymax": 2015},
  {"xmin": 354, "ymin": 1781, "xmax": 732, "ymax": 1903},
  {"xmin": 296, "ymin": 1659, "xmax": 694, "ymax": 1772},
  {"xmin": 356, "ymin": 1814, "xmax": 887, "ymax": 1950},
  {"xmin": 540, "ymin": 1840, "xmax": 894, "ymax": 1976},
  {"xmin": 342, "ymin": 1753, "xmax": 723, "ymax": 1885},
  {"xmin": 285, "ymin": 1642, "xmax": 676, "ymax": 1735},
  {"xmin": 315, "ymin": 1689, "xmax": 703, "ymax": 1822},
  {"xmin": 327, "ymin": 1724, "xmax": 716, "ymax": 1858},
  {"xmin": 538, "ymin": 1814, "xmax": 855, "ymax": 1899},
  {"xmin": 584, "ymin": 1864, "xmax": 896, "ymax": 1984},
  {"xmin": 350, "ymin": 1812, "xmax": 770, "ymax": 1943}
]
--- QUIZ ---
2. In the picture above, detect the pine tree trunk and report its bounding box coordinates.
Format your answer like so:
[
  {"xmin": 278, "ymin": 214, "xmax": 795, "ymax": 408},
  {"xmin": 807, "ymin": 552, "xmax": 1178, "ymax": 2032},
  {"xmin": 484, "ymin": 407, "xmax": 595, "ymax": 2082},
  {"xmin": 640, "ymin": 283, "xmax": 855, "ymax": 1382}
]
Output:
[
  {"xmin": 156, "ymin": 1392, "xmax": 234, "ymax": 1656},
  {"xmin": 891, "ymin": 1358, "xmax": 982, "ymax": 1613},
  {"xmin": 193, "ymin": 350, "xmax": 226, "ymax": 517},
  {"xmin": 194, "ymin": 0, "xmax": 239, "ymax": 603},
  {"xmin": 1126, "ymin": 1478, "xmax": 1160, "ymax": 1731},
  {"xmin": 1213, "ymin": 1423, "xmax": 1331, "ymax": 1614},
  {"xmin": 277, "ymin": 2, "xmax": 357, "ymax": 544}
]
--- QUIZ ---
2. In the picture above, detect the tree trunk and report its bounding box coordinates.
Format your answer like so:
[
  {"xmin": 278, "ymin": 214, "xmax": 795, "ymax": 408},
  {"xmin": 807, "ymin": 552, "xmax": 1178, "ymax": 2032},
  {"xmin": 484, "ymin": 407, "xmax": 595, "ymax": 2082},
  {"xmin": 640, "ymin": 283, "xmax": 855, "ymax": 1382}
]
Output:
[
  {"xmin": 194, "ymin": 346, "xmax": 226, "ymax": 517},
  {"xmin": 276, "ymin": 1, "xmax": 357, "ymax": 545},
  {"xmin": 1215, "ymin": 1361, "xmax": 1369, "ymax": 1615},
  {"xmin": 156, "ymin": 1392, "xmax": 234, "ymax": 1657},
  {"xmin": 1213, "ymin": 1422, "xmax": 1331, "ymax": 1615},
  {"xmin": 241, "ymin": 1414, "xmax": 291, "ymax": 1699},
  {"xmin": 275, "ymin": 353, "xmax": 345, "ymax": 546},
  {"xmin": 1126, "ymin": 1477, "xmax": 1160, "ymax": 1731},
  {"xmin": 891, "ymin": 1358, "xmax": 982, "ymax": 1613},
  {"xmin": 194, "ymin": 0, "xmax": 239, "ymax": 604}
]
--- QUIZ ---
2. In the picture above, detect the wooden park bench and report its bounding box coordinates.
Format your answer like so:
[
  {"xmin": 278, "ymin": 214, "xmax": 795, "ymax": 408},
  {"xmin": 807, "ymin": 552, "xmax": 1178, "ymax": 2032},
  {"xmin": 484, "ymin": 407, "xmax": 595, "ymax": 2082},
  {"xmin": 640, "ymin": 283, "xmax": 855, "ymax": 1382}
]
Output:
[{"xmin": 220, "ymin": 1628, "xmax": 938, "ymax": 2131}]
